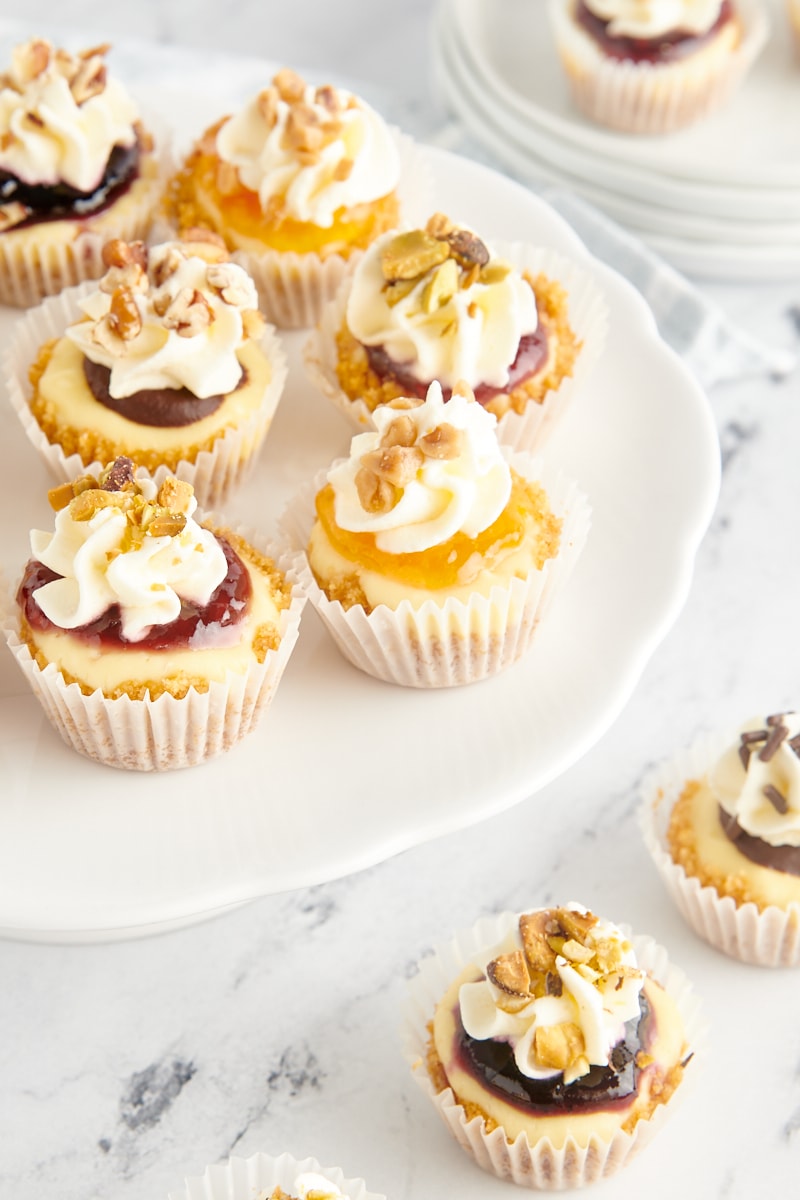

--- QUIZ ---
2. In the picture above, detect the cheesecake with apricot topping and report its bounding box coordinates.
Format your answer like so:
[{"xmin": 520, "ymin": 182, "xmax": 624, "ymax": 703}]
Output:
[
  {"xmin": 287, "ymin": 379, "xmax": 589, "ymax": 686},
  {"xmin": 166, "ymin": 68, "xmax": 405, "ymax": 326}
]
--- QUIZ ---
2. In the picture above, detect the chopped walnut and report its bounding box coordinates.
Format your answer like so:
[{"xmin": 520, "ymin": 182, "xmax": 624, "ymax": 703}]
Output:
[
  {"xmin": 426, "ymin": 211, "xmax": 455, "ymax": 239},
  {"xmin": 273, "ymin": 67, "xmax": 306, "ymax": 104},
  {"xmin": 162, "ymin": 287, "xmax": 214, "ymax": 338},
  {"xmin": 10, "ymin": 39, "xmax": 51, "ymax": 86},
  {"xmin": 205, "ymin": 262, "xmax": 253, "ymax": 308},
  {"xmin": 100, "ymin": 457, "xmax": 136, "ymax": 492},
  {"xmin": 355, "ymin": 466, "xmax": 394, "ymax": 514},
  {"xmin": 108, "ymin": 286, "xmax": 142, "ymax": 341},
  {"xmin": 256, "ymin": 86, "xmax": 279, "ymax": 128},
  {"xmin": 242, "ymin": 308, "xmax": 266, "ymax": 340},
  {"xmin": 417, "ymin": 422, "xmax": 462, "ymax": 460},
  {"xmin": 315, "ymin": 83, "xmax": 341, "ymax": 114},
  {"xmin": 215, "ymin": 160, "xmax": 240, "ymax": 196},
  {"xmin": 70, "ymin": 56, "xmax": 107, "ymax": 104},
  {"xmin": 381, "ymin": 415, "xmax": 417, "ymax": 449},
  {"xmin": 360, "ymin": 444, "xmax": 423, "ymax": 489}
]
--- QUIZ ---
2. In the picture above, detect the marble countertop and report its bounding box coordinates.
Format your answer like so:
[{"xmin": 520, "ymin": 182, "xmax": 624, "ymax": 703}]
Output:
[{"xmin": 1, "ymin": 5, "xmax": 799, "ymax": 1200}]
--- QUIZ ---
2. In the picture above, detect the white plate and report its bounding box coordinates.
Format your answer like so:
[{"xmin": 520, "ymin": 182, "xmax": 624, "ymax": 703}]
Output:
[
  {"xmin": 445, "ymin": 0, "xmax": 800, "ymax": 190},
  {"xmin": 433, "ymin": 20, "xmax": 800, "ymax": 282},
  {"xmin": 0, "ymin": 144, "xmax": 719, "ymax": 943},
  {"xmin": 439, "ymin": 4, "xmax": 800, "ymax": 225}
]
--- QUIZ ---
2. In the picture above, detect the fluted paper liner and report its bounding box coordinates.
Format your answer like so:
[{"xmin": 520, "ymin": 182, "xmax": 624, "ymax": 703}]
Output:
[
  {"xmin": 403, "ymin": 911, "xmax": 704, "ymax": 1190},
  {"xmin": 639, "ymin": 731, "xmax": 800, "ymax": 967},
  {"xmin": 281, "ymin": 452, "xmax": 590, "ymax": 688},
  {"xmin": 167, "ymin": 1151, "xmax": 386, "ymax": 1200},
  {"xmin": 212, "ymin": 130, "xmax": 429, "ymax": 330},
  {"xmin": 2, "ymin": 529, "xmax": 305, "ymax": 773},
  {"xmin": 548, "ymin": 0, "xmax": 769, "ymax": 135},
  {"xmin": 0, "ymin": 144, "xmax": 167, "ymax": 308},
  {"xmin": 304, "ymin": 241, "xmax": 607, "ymax": 455},
  {"xmin": 4, "ymin": 281, "xmax": 288, "ymax": 509}
]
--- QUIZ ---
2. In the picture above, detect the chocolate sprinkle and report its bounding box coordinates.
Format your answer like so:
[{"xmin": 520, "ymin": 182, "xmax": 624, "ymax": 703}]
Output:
[
  {"xmin": 763, "ymin": 784, "xmax": 790, "ymax": 815},
  {"xmin": 759, "ymin": 723, "xmax": 789, "ymax": 763},
  {"xmin": 789, "ymin": 734, "xmax": 800, "ymax": 758}
]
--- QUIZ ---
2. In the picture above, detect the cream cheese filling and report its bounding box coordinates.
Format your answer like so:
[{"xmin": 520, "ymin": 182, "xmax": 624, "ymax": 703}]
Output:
[
  {"xmin": 36, "ymin": 335, "xmax": 272, "ymax": 453},
  {"xmin": 24, "ymin": 543, "xmax": 284, "ymax": 694},
  {"xmin": 432, "ymin": 964, "xmax": 686, "ymax": 1149},
  {"xmin": 675, "ymin": 779, "xmax": 800, "ymax": 908}
]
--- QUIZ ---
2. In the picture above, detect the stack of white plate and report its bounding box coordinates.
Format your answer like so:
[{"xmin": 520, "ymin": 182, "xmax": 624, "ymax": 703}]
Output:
[{"xmin": 432, "ymin": 0, "xmax": 800, "ymax": 281}]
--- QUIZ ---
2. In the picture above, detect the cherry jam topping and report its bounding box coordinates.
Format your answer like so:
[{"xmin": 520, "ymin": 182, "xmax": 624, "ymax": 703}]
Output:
[
  {"xmin": 17, "ymin": 536, "xmax": 251, "ymax": 651},
  {"xmin": 365, "ymin": 328, "xmax": 549, "ymax": 407},
  {"xmin": 0, "ymin": 139, "xmax": 141, "ymax": 228},
  {"xmin": 453, "ymin": 990, "xmax": 651, "ymax": 1114},
  {"xmin": 82, "ymin": 357, "xmax": 234, "ymax": 428},
  {"xmin": 575, "ymin": 0, "xmax": 733, "ymax": 63}
]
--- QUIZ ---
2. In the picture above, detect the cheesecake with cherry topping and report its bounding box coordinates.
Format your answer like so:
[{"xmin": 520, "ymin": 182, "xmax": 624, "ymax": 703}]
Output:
[
  {"xmin": 7, "ymin": 459, "xmax": 302, "ymax": 769},
  {"xmin": 0, "ymin": 38, "xmax": 163, "ymax": 305}
]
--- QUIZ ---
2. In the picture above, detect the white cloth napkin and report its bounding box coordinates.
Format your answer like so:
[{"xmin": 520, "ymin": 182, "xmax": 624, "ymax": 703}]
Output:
[{"xmin": 426, "ymin": 122, "xmax": 797, "ymax": 392}]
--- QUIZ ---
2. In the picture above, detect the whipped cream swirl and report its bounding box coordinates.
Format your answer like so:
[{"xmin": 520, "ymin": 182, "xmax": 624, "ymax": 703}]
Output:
[
  {"xmin": 459, "ymin": 905, "xmax": 645, "ymax": 1084},
  {"xmin": 328, "ymin": 382, "xmax": 511, "ymax": 555},
  {"xmin": 67, "ymin": 240, "xmax": 261, "ymax": 399},
  {"xmin": 710, "ymin": 714, "xmax": 800, "ymax": 848},
  {"xmin": 31, "ymin": 475, "xmax": 227, "ymax": 643},
  {"xmin": 346, "ymin": 230, "xmax": 538, "ymax": 390},
  {"xmin": 0, "ymin": 39, "xmax": 139, "ymax": 192},
  {"xmin": 293, "ymin": 1174, "xmax": 349, "ymax": 1200},
  {"xmin": 583, "ymin": 0, "xmax": 724, "ymax": 39},
  {"xmin": 216, "ymin": 73, "xmax": 399, "ymax": 227}
]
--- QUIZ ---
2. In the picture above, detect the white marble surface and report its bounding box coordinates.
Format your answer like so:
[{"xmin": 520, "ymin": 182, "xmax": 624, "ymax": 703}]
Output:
[{"xmin": 1, "ymin": 5, "xmax": 800, "ymax": 1200}]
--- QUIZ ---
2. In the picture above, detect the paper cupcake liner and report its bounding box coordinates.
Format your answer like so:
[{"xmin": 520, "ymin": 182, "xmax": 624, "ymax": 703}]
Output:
[
  {"xmin": 548, "ymin": 0, "xmax": 769, "ymax": 135},
  {"xmin": 303, "ymin": 241, "xmax": 608, "ymax": 455},
  {"xmin": 2, "ymin": 531, "xmax": 305, "ymax": 773},
  {"xmin": 281, "ymin": 452, "xmax": 590, "ymax": 688},
  {"xmin": 639, "ymin": 731, "xmax": 800, "ymax": 967},
  {"xmin": 403, "ymin": 910, "xmax": 704, "ymax": 1190},
  {"xmin": 0, "ymin": 146, "xmax": 167, "ymax": 308},
  {"xmin": 218, "ymin": 130, "xmax": 430, "ymax": 330},
  {"xmin": 3, "ymin": 282, "xmax": 288, "ymax": 509},
  {"xmin": 167, "ymin": 1151, "xmax": 385, "ymax": 1200}
]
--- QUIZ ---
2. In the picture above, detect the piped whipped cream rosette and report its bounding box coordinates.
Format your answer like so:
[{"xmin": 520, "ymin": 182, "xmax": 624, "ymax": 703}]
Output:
[
  {"xmin": 0, "ymin": 38, "xmax": 166, "ymax": 306},
  {"xmin": 4, "ymin": 232, "xmax": 287, "ymax": 507},
  {"xmin": 640, "ymin": 716, "xmax": 800, "ymax": 966},
  {"xmin": 167, "ymin": 1152, "xmax": 385, "ymax": 1200},
  {"xmin": 305, "ymin": 214, "xmax": 608, "ymax": 454},
  {"xmin": 3, "ymin": 458, "xmax": 304, "ymax": 771},
  {"xmin": 166, "ymin": 67, "xmax": 429, "ymax": 328},
  {"xmin": 547, "ymin": 0, "xmax": 769, "ymax": 135},
  {"xmin": 404, "ymin": 905, "xmax": 703, "ymax": 1189},
  {"xmin": 281, "ymin": 380, "xmax": 590, "ymax": 687}
]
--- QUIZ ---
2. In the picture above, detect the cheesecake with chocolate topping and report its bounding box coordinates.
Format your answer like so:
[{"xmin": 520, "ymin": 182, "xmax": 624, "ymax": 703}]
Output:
[
  {"xmin": 667, "ymin": 714, "xmax": 800, "ymax": 911},
  {"xmin": 6, "ymin": 459, "xmax": 303, "ymax": 770},
  {"xmin": 411, "ymin": 905, "xmax": 695, "ymax": 1187},
  {"xmin": 548, "ymin": 0, "xmax": 768, "ymax": 134},
  {"xmin": 306, "ymin": 212, "xmax": 594, "ymax": 452},
  {"xmin": 641, "ymin": 714, "xmax": 800, "ymax": 965},
  {"xmin": 0, "ymin": 38, "xmax": 163, "ymax": 305},
  {"xmin": 11, "ymin": 232, "xmax": 286, "ymax": 506}
]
